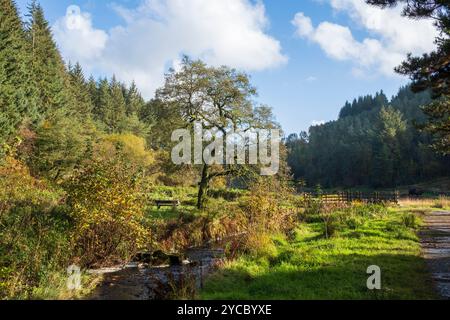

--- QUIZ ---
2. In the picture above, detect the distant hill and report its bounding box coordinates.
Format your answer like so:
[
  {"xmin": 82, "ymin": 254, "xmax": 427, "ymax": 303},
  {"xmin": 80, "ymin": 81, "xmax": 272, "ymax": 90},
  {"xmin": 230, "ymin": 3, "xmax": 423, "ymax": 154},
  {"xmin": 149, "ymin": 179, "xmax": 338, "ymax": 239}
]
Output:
[{"xmin": 286, "ymin": 86, "xmax": 450, "ymax": 189}]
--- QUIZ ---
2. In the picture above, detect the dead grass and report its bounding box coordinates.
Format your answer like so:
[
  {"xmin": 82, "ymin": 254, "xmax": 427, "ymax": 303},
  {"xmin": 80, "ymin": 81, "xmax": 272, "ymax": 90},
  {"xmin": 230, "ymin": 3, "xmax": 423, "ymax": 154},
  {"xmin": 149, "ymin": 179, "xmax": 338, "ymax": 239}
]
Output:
[{"xmin": 399, "ymin": 196, "xmax": 450, "ymax": 211}]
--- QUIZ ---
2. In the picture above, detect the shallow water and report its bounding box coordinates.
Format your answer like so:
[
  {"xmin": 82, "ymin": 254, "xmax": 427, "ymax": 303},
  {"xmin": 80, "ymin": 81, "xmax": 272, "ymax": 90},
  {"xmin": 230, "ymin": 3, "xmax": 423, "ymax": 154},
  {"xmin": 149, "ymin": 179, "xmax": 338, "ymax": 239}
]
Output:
[{"xmin": 87, "ymin": 248, "xmax": 224, "ymax": 300}]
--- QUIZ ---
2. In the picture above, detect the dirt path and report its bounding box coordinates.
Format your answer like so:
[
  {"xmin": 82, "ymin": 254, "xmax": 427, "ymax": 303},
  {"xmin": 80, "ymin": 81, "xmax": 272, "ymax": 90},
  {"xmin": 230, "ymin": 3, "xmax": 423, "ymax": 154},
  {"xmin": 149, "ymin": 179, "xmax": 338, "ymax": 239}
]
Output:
[{"xmin": 420, "ymin": 211, "xmax": 450, "ymax": 299}]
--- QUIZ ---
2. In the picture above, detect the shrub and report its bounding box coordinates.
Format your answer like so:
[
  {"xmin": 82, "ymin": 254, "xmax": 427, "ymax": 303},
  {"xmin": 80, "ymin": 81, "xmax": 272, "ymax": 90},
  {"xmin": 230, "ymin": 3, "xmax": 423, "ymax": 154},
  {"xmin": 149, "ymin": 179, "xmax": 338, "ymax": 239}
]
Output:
[
  {"xmin": 207, "ymin": 188, "xmax": 243, "ymax": 201},
  {"xmin": 350, "ymin": 203, "xmax": 388, "ymax": 218},
  {"xmin": 344, "ymin": 215, "xmax": 364, "ymax": 229},
  {"xmin": 65, "ymin": 157, "xmax": 148, "ymax": 267},
  {"xmin": 242, "ymin": 230, "xmax": 278, "ymax": 259},
  {"xmin": 0, "ymin": 157, "xmax": 70, "ymax": 299},
  {"xmin": 433, "ymin": 196, "xmax": 449, "ymax": 209},
  {"xmin": 100, "ymin": 133, "xmax": 155, "ymax": 170},
  {"xmin": 243, "ymin": 178, "xmax": 295, "ymax": 234},
  {"xmin": 156, "ymin": 203, "xmax": 246, "ymax": 251},
  {"xmin": 401, "ymin": 213, "xmax": 420, "ymax": 229}
]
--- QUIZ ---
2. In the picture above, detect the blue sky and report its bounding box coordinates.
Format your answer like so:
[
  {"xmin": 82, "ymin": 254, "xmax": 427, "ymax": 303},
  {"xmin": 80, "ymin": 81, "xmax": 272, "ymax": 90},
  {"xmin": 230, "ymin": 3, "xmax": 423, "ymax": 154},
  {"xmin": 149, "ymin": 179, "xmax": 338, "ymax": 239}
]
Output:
[{"xmin": 15, "ymin": 0, "xmax": 437, "ymax": 135}]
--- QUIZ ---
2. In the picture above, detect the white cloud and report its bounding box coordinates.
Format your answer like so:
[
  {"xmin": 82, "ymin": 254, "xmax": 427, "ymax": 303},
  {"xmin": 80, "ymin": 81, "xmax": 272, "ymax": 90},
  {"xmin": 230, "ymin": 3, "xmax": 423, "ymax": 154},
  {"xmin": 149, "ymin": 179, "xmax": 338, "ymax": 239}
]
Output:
[
  {"xmin": 53, "ymin": 6, "xmax": 108, "ymax": 66},
  {"xmin": 292, "ymin": 0, "xmax": 438, "ymax": 77},
  {"xmin": 53, "ymin": 1, "xmax": 287, "ymax": 98}
]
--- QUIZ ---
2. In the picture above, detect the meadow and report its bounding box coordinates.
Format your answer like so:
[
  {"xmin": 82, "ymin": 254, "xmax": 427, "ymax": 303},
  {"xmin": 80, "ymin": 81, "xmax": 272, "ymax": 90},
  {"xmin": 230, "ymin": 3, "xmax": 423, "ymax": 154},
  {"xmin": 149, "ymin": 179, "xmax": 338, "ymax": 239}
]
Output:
[{"xmin": 143, "ymin": 187, "xmax": 443, "ymax": 300}]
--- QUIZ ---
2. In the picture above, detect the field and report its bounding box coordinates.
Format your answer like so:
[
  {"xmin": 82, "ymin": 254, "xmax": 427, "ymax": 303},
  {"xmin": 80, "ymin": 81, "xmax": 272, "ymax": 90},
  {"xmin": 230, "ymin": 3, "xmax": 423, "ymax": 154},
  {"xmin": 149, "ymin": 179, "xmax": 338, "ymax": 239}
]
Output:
[
  {"xmin": 200, "ymin": 205, "xmax": 437, "ymax": 300},
  {"xmin": 113, "ymin": 187, "xmax": 447, "ymax": 300},
  {"xmin": 140, "ymin": 188, "xmax": 444, "ymax": 300}
]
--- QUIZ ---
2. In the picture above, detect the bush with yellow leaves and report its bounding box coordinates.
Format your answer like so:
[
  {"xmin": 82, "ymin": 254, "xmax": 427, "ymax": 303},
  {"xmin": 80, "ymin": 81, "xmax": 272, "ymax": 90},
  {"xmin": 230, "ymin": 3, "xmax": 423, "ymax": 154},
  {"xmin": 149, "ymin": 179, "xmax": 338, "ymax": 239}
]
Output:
[
  {"xmin": 65, "ymin": 155, "xmax": 148, "ymax": 267},
  {"xmin": 240, "ymin": 178, "xmax": 295, "ymax": 257}
]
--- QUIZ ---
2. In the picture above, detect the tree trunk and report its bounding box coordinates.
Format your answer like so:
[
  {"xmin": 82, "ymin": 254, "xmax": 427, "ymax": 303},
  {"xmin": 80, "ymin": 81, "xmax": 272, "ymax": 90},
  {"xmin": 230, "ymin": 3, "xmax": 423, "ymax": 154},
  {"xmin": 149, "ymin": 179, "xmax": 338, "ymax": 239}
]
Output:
[{"xmin": 197, "ymin": 164, "xmax": 209, "ymax": 209}]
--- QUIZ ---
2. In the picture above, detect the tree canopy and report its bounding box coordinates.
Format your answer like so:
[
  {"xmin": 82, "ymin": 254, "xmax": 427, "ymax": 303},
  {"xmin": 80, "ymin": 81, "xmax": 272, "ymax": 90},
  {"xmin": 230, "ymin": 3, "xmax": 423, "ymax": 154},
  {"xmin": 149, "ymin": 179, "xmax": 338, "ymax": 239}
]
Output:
[{"xmin": 367, "ymin": 0, "xmax": 450, "ymax": 154}]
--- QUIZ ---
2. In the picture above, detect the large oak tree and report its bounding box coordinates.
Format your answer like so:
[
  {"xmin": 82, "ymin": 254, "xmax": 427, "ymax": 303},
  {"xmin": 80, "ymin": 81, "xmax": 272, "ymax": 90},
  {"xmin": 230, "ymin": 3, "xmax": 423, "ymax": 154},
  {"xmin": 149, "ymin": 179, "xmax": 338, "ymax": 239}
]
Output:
[{"xmin": 156, "ymin": 57, "xmax": 278, "ymax": 208}]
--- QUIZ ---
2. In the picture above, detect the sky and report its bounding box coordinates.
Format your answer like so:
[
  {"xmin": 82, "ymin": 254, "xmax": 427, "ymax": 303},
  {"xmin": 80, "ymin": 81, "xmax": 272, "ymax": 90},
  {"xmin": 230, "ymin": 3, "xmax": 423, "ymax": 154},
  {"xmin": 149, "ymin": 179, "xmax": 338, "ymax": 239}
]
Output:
[{"xmin": 15, "ymin": 0, "xmax": 438, "ymax": 135}]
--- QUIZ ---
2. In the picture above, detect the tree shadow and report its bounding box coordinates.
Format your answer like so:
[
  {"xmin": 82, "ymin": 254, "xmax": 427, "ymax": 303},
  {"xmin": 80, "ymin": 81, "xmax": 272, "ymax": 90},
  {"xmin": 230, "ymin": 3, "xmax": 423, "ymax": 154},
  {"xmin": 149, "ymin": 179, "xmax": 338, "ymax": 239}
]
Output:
[{"xmin": 201, "ymin": 253, "xmax": 438, "ymax": 300}]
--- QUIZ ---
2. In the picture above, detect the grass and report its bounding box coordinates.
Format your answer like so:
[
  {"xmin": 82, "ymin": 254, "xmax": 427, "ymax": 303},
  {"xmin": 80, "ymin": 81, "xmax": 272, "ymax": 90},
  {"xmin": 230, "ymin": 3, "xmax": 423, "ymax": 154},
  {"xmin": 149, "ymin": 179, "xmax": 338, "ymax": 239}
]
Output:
[
  {"xmin": 31, "ymin": 271, "xmax": 101, "ymax": 300},
  {"xmin": 199, "ymin": 209, "xmax": 437, "ymax": 300},
  {"xmin": 146, "ymin": 206, "xmax": 190, "ymax": 221},
  {"xmin": 399, "ymin": 196, "xmax": 450, "ymax": 211}
]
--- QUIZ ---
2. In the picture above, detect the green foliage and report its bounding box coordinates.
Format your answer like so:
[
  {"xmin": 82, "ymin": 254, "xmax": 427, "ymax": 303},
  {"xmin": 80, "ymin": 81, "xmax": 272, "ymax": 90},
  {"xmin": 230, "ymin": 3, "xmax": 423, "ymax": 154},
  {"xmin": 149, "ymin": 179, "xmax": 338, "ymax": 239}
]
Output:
[
  {"xmin": 100, "ymin": 133, "xmax": 155, "ymax": 171},
  {"xmin": 27, "ymin": 2, "xmax": 75, "ymax": 115},
  {"xmin": 125, "ymin": 81, "xmax": 145, "ymax": 116},
  {"xmin": 0, "ymin": 0, "xmax": 37, "ymax": 154},
  {"xmin": 287, "ymin": 86, "xmax": 450, "ymax": 188},
  {"xmin": 367, "ymin": 0, "xmax": 450, "ymax": 154},
  {"xmin": 401, "ymin": 213, "xmax": 420, "ymax": 229},
  {"xmin": 420, "ymin": 98, "xmax": 450, "ymax": 154},
  {"xmin": 339, "ymin": 91, "xmax": 388, "ymax": 118},
  {"xmin": 68, "ymin": 62, "xmax": 93, "ymax": 117},
  {"xmin": 31, "ymin": 110, "xmax": 96, "ymax": 180},
  {"xmin": 0, "ymin": 156, "xmax": 70, "ymax": 299},
  {"xmin": 64, "ymin": 157, "xmax": 148, "ymax": 267},
  {"xmin": 207, "ymin": 188, "xmax": 244, "ymax": 201}
]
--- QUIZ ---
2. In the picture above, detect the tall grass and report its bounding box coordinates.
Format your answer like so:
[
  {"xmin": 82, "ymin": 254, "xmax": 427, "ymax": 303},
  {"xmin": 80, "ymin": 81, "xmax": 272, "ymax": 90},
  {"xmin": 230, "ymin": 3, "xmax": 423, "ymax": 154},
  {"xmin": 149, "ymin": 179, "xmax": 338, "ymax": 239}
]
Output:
[{"xmin": 399, "ymin": 196, "xmax": 450, "ymax": 210}]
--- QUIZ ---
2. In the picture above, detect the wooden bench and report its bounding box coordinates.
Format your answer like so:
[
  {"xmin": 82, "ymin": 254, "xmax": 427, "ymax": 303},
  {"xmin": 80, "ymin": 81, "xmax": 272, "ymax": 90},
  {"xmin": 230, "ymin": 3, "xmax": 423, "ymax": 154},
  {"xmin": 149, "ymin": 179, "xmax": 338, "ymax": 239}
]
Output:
[{"xmin": 155, "ymin": 199, "xmax": 181, "ymax": 210}]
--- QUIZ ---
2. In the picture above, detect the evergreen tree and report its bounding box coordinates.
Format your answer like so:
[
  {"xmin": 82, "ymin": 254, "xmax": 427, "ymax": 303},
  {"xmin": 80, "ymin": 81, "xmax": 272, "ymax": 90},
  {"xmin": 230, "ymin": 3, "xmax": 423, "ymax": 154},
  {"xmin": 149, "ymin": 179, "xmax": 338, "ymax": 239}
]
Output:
[
  {"xmin": 287, "ymin": 87, "xmax": 450, "ymax": 188},
  {"xmin": 93, "ymin": 78, "xmax": 112, "ymax": 127},
  {"xmin": 26, "ymin": 1, "xmax": 74, "ymax": 114},
  {"xmin": 125, "ymin": 81, "xmax": 145, "ymax": 116},
  {"xmin": 68, "ymin": 62, "xmax": 93, "ymax": 117},
  {"xmin": 367, "ymin": 0, "xmax": 449, "ymax": 154},
  {"xmin": 0, "ymin": 0, "xmax": 37, "ymax": 152},
  {"xmin": 24, "ymin": 3, "xmax": 93, "ymax": 178},
  {"xmin": 109, "ymin": 76, "xmax": 127, "ymax": 132}
]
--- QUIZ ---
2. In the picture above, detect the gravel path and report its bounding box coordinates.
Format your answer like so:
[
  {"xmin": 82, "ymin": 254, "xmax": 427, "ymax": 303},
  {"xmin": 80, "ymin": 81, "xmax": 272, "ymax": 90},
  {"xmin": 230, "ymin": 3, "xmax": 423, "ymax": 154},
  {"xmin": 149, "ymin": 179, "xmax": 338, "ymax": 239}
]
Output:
[{"xmin": 420, "ymin": 211, "xmax": 450, "ymax": 299}]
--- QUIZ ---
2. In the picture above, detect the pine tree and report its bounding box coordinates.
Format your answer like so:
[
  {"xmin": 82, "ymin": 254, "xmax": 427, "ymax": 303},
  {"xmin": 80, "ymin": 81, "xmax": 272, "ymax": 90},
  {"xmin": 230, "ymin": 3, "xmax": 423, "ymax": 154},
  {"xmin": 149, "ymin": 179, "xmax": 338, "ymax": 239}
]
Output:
[
  {"xmin": 24, "ymin": 3, "xmax": 93, "ymax": 178},
  {"xmin": 125, "ymin": 81, "xmax": 145, "ymax": 116},
  {"xmin": 68, "ymin": 62, "xmax": 93, "ymax": 117},
  {"xmin": 93, "ymin": 78, "xmax": 113, "ymax": 129},
  {"xmin": 0, "ymin": 0, "xmax": 37, "ymax": 152},
  {"xmin": 109, "ymin": 76, "xmax": 127, "ymax": 132},
  {"xmin": 367, "ymin": 0, "xmax": 449, "ymax": 154},
  {"xmin": 26, "ymin": 1, "xmax": 74, "ymax": 114}
]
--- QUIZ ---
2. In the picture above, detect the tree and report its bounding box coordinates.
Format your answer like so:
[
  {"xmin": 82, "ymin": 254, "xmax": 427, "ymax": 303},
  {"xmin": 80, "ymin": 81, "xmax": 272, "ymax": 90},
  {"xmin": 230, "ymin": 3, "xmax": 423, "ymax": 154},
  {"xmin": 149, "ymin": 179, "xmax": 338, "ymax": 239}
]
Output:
[
  {"xmin": 0, "ymin": 0, "xmax": 37, "ymax": 154},
  {"xmin": 108, "ymin": 76, "xmax": 127, "ymax": 132},
  {"xmin": 26, "ymin": 2, "xmax": 74, "ymax": 115},
  {"xmin": 156, "ymin": 57, "xmax": 278, "ymax": 209},
  {"xmin": 92, "ymin": 76, "xmax": 128, "ymax": 133},
  {"xmin": 141, "ymin": 99, "xmax": 183, "ymax": 149},
  {"xmin": 93, "ymin": 78, "xmax": 113, "ymax": 129},
  {"xmin": 125, "ymin": 81, "xmax": 145, "ymax": 116},
  {"xmin": 372, "ymin": 107, "xmax": 407, "ymax": 186},
  {"xmin": 23, "ymin": 3, "xmax": 94, "ymax": 180},
  {"xmin": 32, "ymin": 109, "xmax": 93, "ymax": 180},
  {"xmin": 367, "ymin": 0, "xmax": 449, "ymax": 154},
  {"xmin": 68, "ymin": 62, "xmax": 93, "ymax": 117},
  {"xmin": 287, "ymin": 87, "xmax": 450, "ymax": 188}
]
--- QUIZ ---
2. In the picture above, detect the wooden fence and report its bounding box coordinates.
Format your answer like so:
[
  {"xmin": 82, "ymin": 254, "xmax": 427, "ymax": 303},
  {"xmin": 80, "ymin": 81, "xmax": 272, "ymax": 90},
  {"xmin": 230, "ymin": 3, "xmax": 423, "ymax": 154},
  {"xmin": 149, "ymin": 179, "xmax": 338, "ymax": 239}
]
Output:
[{"xmin": 302, "ymin": 191, "xmax": 399, "ymax": 205}]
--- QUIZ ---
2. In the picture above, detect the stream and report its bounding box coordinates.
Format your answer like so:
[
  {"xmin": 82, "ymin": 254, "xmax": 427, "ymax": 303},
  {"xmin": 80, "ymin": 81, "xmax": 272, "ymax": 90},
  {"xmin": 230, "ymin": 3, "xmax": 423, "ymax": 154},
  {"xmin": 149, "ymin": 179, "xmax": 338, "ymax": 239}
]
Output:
[{"xmin": 87, "ymin": 247, "xmax": 225, "ymax": 300}]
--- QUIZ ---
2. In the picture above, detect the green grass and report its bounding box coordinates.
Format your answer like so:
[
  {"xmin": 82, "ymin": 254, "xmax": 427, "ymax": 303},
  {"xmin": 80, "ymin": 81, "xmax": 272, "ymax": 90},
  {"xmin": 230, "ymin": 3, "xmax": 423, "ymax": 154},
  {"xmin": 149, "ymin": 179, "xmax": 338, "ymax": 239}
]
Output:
[
  {"xmin": 200, "ymin": 211, "xmax": 436, "ymax": 300},
  {"xmin": 146, "ymin": 206, "xmax": 194, "ymax": 221}
]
